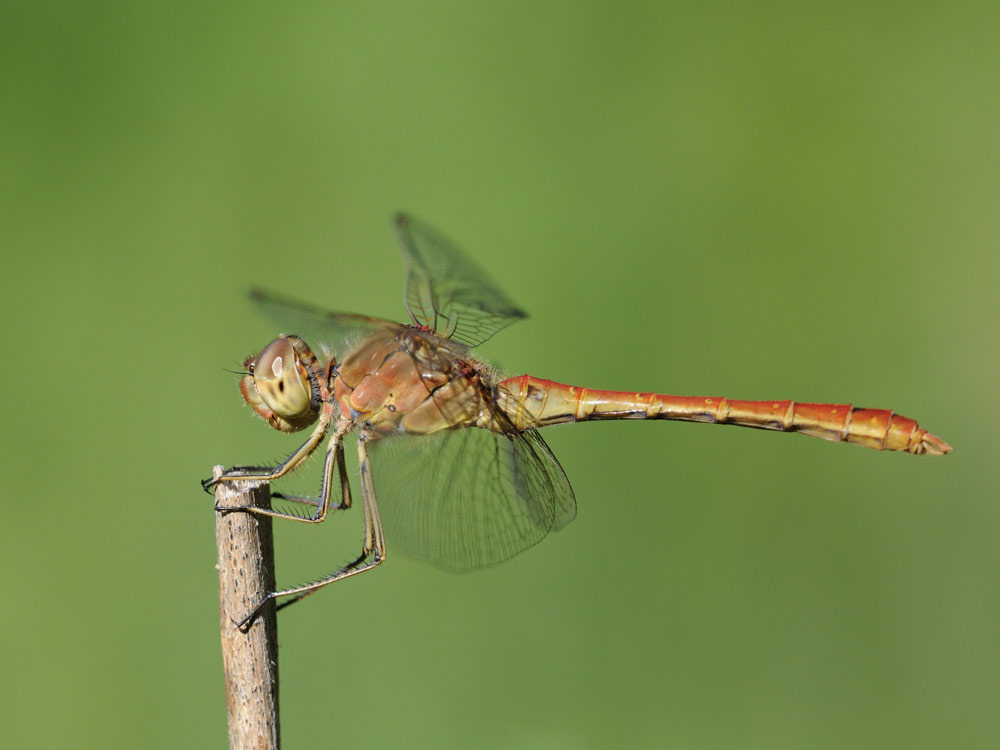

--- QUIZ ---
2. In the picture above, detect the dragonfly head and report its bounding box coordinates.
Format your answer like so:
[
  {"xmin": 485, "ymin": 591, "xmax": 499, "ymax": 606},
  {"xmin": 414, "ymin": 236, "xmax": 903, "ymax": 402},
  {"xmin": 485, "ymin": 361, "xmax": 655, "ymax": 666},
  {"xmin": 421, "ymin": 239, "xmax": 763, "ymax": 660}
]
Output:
[{"xmin": 240, "ymin": 336, "xmax": 319, "ymax": 432}]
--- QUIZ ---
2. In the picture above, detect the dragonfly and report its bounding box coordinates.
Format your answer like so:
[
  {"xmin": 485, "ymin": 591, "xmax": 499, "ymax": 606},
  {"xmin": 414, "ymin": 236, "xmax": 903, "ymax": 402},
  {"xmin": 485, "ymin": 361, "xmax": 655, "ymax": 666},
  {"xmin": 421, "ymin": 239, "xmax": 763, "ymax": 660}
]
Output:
[{"xmin": 205, "ymin": 214, "xmax": 951, "ymax": 628}]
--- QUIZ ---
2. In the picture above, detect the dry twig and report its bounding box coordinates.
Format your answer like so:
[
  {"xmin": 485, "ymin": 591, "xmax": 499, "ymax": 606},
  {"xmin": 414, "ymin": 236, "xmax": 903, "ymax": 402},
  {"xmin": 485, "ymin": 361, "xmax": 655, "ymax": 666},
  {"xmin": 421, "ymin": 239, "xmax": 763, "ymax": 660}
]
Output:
[{"xmin": 213, "ymin": 466, "xmax": 280, "ymax": 750}]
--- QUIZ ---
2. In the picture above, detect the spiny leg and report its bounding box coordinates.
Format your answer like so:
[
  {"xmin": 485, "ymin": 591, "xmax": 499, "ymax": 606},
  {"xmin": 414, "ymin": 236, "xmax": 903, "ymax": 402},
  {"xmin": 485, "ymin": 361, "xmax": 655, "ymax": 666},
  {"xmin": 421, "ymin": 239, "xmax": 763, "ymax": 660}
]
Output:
[
  {"xmin": 215, "ymin": 419, "xmax": 352, "ymax": 524},
  {"xmin": 235, "ymin": 434, "xmax": 386, "ymax": 630},
  {"xmin": 269, "ymin": 437, "xmax": 353, "ymax": 515},
  {"xmin": 201, "ymin": 407, "xmax": 335, "ymax": 492},
  {"xmin": 275, "ymin": 434, "xmax": 385, "ymax": 610}
]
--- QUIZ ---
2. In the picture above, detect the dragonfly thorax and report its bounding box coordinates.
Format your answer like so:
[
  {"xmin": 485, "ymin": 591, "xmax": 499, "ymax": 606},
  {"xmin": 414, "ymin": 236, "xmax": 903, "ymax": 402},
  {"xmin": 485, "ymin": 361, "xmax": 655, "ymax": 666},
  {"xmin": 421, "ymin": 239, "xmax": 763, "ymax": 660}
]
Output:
[
  {"xmin": 332, "ymin": 329, "xmax": 489, "ymax": 437},
  {"xmin": 240, "ymin": 336, "xmax": 321, "ymax": 433}
]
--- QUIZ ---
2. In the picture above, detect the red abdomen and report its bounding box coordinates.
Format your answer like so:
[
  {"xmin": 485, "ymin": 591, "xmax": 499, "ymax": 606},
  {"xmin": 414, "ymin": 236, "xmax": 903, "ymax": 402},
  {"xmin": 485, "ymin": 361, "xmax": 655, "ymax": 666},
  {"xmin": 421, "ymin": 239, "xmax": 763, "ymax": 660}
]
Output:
[{"xmin": 498, "ymin": 375, "xmax": 951, "ymax": 456}]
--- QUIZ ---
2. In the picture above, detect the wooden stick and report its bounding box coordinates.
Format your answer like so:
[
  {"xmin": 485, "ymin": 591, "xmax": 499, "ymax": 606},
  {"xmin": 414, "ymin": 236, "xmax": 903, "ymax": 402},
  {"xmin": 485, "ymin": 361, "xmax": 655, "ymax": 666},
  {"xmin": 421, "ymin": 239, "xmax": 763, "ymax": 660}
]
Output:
[{"xmin": 213, "ymin": 466, "xmax": 280, "ymax": 750}]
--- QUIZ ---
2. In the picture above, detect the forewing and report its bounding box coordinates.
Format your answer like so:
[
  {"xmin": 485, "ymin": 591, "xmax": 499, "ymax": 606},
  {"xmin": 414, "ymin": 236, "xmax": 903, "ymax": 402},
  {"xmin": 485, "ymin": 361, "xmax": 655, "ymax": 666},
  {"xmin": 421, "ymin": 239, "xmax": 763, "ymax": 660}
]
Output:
[
  {"xmin": 395, "ymin": 213, "xmax": 528, "ymax": 347},
  {"xmin": 249, "ymin": 288, "xmax": 391, "ymax": 362},
  {"xmin": 367, "ymin": 425, "xmax": 576, "ymax": 571}
]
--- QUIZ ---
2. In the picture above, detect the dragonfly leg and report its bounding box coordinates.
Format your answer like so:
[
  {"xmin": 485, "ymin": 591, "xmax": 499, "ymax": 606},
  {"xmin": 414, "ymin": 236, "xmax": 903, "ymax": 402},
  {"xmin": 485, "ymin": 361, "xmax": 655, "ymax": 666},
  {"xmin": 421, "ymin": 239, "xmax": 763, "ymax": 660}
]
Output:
[
  {"xmin": 235, "ymin": 434, "xmax": 386, "ymax": 630},
  {"xmin": 266, "ymin": 437, "xmax": 354, "ymax": 519},
  {"xmin": 201, "ymin": 409, "xmax": 338, "ymax": 492},
  {"xmin": 268, "ymin": 493, "xmax": 321, "ymax": 510},
  {"xmin": 214, "ymin": 420, "xmax": 353, "ymax": 524}
]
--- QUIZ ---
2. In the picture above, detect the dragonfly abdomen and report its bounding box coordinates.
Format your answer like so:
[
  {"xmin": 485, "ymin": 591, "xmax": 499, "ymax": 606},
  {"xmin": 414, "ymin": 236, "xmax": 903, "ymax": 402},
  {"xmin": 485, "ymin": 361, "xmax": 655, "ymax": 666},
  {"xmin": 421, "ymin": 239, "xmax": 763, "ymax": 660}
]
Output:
[{"xmin": 498, "ymin": 375, "xmax": 951, "ymax": 456}]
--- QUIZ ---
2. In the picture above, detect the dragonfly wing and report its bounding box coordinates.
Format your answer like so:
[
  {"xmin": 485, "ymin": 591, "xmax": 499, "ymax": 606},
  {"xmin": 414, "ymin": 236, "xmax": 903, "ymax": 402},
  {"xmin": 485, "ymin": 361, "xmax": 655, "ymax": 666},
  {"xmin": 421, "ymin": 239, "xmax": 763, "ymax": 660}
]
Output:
[
  {"xmin": 367, "ymin": 424, "xmax": 576, "ymax": 571},
  {"xmin": 395, "ymin": 213, "xmax": 528, "ymax": 347},
  {"xmin": 249, "ymin": 288, "xmax": 392, "ymax": 362}
]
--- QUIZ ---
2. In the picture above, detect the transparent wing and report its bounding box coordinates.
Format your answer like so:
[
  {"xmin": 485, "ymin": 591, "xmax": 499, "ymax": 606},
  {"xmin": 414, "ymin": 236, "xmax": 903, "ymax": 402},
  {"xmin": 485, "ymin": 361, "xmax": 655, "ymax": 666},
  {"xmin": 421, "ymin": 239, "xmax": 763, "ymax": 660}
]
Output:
[
  {"xmin": 249, "ymin": 288, "xmax": 393, "ymax": 362},
  {"xmin": 367, "ymin": 423, "xmax": 577, "ymax": 571},
  {"xmin": 395, "ymin": 213, "xmax": 528, "ymax": 347}
]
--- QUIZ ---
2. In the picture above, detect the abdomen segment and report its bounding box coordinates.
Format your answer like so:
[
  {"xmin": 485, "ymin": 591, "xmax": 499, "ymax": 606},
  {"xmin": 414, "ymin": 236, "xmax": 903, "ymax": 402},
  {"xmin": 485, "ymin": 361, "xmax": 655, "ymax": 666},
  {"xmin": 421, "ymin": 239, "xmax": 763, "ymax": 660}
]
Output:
[{"xmin": 498, "ymin": 375, "xmax": 951, "ymax": 456}]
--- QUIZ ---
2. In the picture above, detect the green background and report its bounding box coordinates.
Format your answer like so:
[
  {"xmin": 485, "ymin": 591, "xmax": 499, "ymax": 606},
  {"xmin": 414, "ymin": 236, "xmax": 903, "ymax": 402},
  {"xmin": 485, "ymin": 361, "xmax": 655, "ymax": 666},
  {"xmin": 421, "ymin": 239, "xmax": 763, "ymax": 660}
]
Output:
[{"xmin": 2, "ymin": 2, "xmax": 996, "ymax": 748}]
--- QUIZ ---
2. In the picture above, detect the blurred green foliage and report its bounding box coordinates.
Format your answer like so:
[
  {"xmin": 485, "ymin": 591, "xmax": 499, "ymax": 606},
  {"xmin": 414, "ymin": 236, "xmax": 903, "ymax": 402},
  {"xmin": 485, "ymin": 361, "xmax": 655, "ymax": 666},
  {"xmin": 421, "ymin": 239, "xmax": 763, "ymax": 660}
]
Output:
[{"xmin": 1, "ymin": 1, "xmax": 996, "ymax": 748}]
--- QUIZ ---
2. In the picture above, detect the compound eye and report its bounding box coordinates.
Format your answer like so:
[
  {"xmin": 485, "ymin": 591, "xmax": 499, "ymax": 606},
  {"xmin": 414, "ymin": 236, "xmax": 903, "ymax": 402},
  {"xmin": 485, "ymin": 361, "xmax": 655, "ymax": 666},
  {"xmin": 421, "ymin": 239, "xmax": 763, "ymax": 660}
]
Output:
[{"xmin": 251, "ymin": 338, "xmax": 312, "ymax": 418}]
